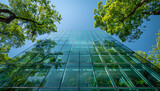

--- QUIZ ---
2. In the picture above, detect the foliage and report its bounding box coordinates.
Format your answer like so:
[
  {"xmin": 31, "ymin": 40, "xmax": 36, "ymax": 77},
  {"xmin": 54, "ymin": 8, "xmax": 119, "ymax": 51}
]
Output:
[
  {"xmin": 0, "ymin": 0, "xmax": 61, "ymax": 63},
  {"xmin": 94, "ymin": 0, "xmax": 160, "ymax": 42},
  {"xmin": 135, "ymin": 30, "xmax": 160, "ymax": 68}
]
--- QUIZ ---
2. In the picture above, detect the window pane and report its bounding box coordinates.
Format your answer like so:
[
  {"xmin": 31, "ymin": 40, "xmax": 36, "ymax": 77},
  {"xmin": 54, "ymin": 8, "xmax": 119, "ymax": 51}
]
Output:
[
  {"xmin": 94, "ymin": 64, "xmax": 113, "ymax": 87},
  {"xmin": 120, "ymin": 64, "xmax": 150, "ymax": 87},
  {"xmin": 107, "ymin": 64, "xmax": 133, "ymax": 87},
  {"xmin": 102, "ymin": 55, "xmax": 116, "ymax": 63}
]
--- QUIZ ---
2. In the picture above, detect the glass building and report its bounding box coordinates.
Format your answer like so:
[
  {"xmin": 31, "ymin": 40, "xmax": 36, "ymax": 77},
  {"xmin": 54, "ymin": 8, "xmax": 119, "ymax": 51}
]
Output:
[{"xmin": 0, "ymin": 30, "xmax": 160, "ymax": 91}]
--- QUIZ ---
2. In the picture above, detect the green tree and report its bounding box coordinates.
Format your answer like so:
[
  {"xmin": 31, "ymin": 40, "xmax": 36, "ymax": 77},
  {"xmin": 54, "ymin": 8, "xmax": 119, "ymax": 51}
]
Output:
[
  {"xmin": 135, "ymin": 30, "xmax": 160, "ymax": 68},
  {"xmin": 93, "ymin": 0, "xmax": 160, "ymax": 42},
  {"xmin": 0, "ymin": 0, "xmax": 61, "ymax": 63}
]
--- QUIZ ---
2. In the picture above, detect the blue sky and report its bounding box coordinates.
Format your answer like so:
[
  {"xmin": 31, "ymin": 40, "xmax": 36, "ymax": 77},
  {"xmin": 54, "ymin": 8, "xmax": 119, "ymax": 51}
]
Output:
[
  {"xmin": 0, "ymin": 0, "xmax": 160, "ymax": 57},
  {"xmin": 51, "ymin": 0, "xmax": 160, "ymax": 53}
]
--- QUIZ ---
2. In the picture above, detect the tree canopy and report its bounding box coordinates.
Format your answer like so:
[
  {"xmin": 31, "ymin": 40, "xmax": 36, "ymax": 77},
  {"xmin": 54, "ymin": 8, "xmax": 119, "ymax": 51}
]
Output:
[
  {"xmin": 136, "ymin": 30, "xmax": 160, "ymax": 68},
  {"xmin": 0, "ymin": 0, "xmax": 61, "ymax": 63},
  {"xmin": 93, "ymin": 0, "xmax": 160, "ymax": 42}
]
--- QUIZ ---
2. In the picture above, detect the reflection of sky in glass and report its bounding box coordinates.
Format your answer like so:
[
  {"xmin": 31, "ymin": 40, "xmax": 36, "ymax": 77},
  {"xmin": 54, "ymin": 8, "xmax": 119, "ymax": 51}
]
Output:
[{"xmin": 0, "ymin": 30, "xmax": 160, "ymax": 90}]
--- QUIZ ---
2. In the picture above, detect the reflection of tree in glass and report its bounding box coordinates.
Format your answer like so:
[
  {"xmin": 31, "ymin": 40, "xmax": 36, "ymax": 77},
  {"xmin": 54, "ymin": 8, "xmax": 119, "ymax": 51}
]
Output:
[
  {"xmin": 104, "ymin": 40, "xmax": 115, "ymax": 47},
  {"xmin": 97, "ymin": 78, "xmax": 112, "ymax": 87},
  {"xmin": 86, "ymin": 77, "xmax": 97, "ymax": 87},
  {"xmin": 0, "ymin": 39, "xmax": 64, "ymax": 89},
  {"xmin": 130, "ymin": 78, "xmax": 148, "ymax": 87}
]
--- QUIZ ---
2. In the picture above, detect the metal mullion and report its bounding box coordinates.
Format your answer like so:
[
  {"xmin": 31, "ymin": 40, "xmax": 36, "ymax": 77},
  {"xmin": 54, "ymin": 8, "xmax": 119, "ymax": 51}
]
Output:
[
  {"xmin": 91, "ymin": 31, "xmax": 117, "ymax": 88},
  {"xmin": 111, "ymin": 47, "xmax": 130, "ymax": 63},
  {"xmin": 101, "ymin": 31, "xmax": 133, "ymax": 53},
  {"xmin": 37, "ymin": 35, "xmax": 69, "ymax": 89},
  {"xmin": 117, "ymin": 64, "xmax": 135, "ymax": 87},
  {"xmin": 92, "ymin": 30, "xmax": 117, "ymax": 63},
  {"xmin": 88, "ymin": 31, "xmax": 99, "ymax": 90},
  {"xmin": 0, "ymin": 53, "xmax": 40, "ymax": 86},
  {"xmin": 3, "ymin": 31, "xmax": 63, "ymax": 88},
  {"xmin": 78, "ymin": 32, "xmax": 80, "ymax": 91},
  {"xmin": 37, "ymin": 65, "xmax": 54, "ymax": 90},
  {"xmin": 1, "ymin": 56, "xmax": 40, "ymax": 87},
  {"xmin": 97, "ymin": 30, "xmax": 131, "ymax": 53},
  {"xmin": 4, "ymin": 49, "xmax": 51, "ymax": 87},
  {"xmin": 18, "ymin": 64, "xmax": 47, "ymax": 87},
  {"xmin": 48, "ymin": 31, "xmax": 62, "ymax": 39},
  {"xmin": 141, "ymin": 64, "xmax": 160, "ymax": 81},
  {"xmin": 58, "ymin": 31, "xmax": 72, "ymax": 91},
  {"xmin": 130, "ymin": 64, "xmax": 153, "ymax": 87}
]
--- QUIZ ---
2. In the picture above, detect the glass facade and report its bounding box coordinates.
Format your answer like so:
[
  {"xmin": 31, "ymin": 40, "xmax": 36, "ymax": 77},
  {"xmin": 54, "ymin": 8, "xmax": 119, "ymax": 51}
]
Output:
[{"xmin": 0, "ymin": 30, "xmax": 160, "ymax": 91}]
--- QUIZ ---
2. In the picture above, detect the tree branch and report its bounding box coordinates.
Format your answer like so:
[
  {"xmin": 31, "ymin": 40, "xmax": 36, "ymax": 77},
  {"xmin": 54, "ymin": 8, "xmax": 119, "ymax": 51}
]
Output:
[
  {"xmin": 121, "ymin": 0, "xmax": 149, "ymax": 22},
  {"xmin": 15, "ymin": 17, "xmax": 43, "ymax": 25},
  {"xmin": 0, "ymin": 9, "xmax": 43, "ymax": 25},
  {"xmin": 143, "ymin": 11, "xmax": 160, "ymax": 15},
  {"xmin": 0, "ymin": 9, "xmax": 16, "ymax": 23}
]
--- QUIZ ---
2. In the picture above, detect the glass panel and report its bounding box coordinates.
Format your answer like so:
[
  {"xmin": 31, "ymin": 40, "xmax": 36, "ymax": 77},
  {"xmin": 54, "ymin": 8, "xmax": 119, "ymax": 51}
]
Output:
[
  {"xmin": 60, "ymin": 64, "xmax": 79, "ymax": 87},
  {"xmin": 39, "ymin": 88, "xmax": 58, "ymax": 91},
  {"xmin": 120, "ymin": 64, "xmax": 149, "ymax": 87},
  {"xmin": 94, "ymin": 64, "xmax": 113, "ymax": 87},
  {"xmin": 70, "ymin": 46, "xmax": 79, "ymax": 55},
  {"xmin": 80, "ymin": 88, "xmax": 98, "ymax": 91},
  {"xmin": 60, "ymin": 88, "xmax": 78, "ymax": 91},
  {"xmin": 80, "ymin": 64, "xmax": 97, "ymax": 87},
  {"xmin": 91, "ymin": 55, "xmax": 102, "ymax": 64},
  {"xmin": 133, "ymin": 64, "xmax": 160, "ymax": 87},
  {"xmin": 99, "ymin": 88, "xmax": 118, "ymax": 91},
  {"xmin": 107, "ymin": 64, "xmax": 132, "ymax": 87},
  {"xmin": 2, "ymin": 63, "xmax": 51, "ymax": 87},
  {"xmin": 72, "ymin": 41, "xmax": 79, "ymax": 45},
  {"xmin": 68, "ymin": 55, "xmax": 79, "ymax": 64},
  {"xmin": 94, "ymin": 41, "xmax": 101, "ymax": 46},
  {"xmin": 80, "ymin": 55, "xmax": 91, "ymax": 64},
  {"xmin": 80, "ymin": 46, "xmax": 89, "ymax": 55},
  {"xmin": 41, "ymin": 65, "xmax": 65, "ymax": 87},
  {"xmin": 122, "ymin": 55, "xmax": 136, "ymax": 63},
  {"xmin": 22, "ymin": 64, "xmax": 51, "ymax": 87},
  {"xmin": 61, "ymin": 45, "xmax": 71, "ymax": 54},
  {"xmin": 80, "ymin": 41, "xmax": 88, "ymax": 45},
  {"xmin": 112, "ymin": 55, "xmax": 126, "ymax": 63},
  {"xmin": 0, "ymin": 88, "xmax": 38, "ymax": 91},
  {"xmin": 89, "ymin": 46, "xmax": 98, "ymax": 55},
  {"xmin": 138, "ymin": 88, "xmax": 157, "ymax": 91},
  {"xmin": 118, "ymin": 88, "xmax": 137, "ymax": 91},
  {"xmin": 102, "ymin": 55, "xmax": 116, "ymax": 63}
]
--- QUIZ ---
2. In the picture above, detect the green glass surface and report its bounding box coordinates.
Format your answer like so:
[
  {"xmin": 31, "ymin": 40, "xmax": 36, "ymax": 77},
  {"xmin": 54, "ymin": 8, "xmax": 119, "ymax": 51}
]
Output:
[
  {"xmin": 80, "ymin": 88, "xmax": 98, "ymax": 91},
  {"xmin": 94, "ymin": 64, "xmax": 113, "ymax": 87},
  {"xmin": 61, "ymin": 64, "xmax": 79, "ymax": 87},
  {"xmin": 68, "ymin": 55, "xmax": 79, "ymax": 64},
  {"xmin": 80, "ymin": 55, "xmax": 91, "ymax": 63},
  {"xmin": 89, "ymin": 46, "xmax": 99, "ymax": 55},
  {"xmin": 120, "ymin": 64, "xmax": 150, "ymax": 87},
  {"xmin": 112, "ymin": 55, "xmax": 126, "ymax": 63},
  {"xmin": 138, "ymin": 88, "xmax": 157, "ymax": 91},
  {"xmin": 60, "ymin": 88, "xmax": 78, "ymax": 91},
  {"xmin": 80, "ymin": 65, "xmax": 97, "ymax": 87},
  {"xmin": 99, "ymin": 88, "xmax": 118, "ymax": 91},
  {"xmin": 122, "ymin": 55, "xmax": 136, "ymax": 63},
  {"xmin": 102, "ymin": 55, "xmax": 116, "ymax": 63},
  {"xmin": 80, "ymin": 46, "xmax": 89, "ymax": 55},
  {"xmin": 39, "ymin": 88, "xmax": 58, "ymax": 91},
  {"xmin": 107, "ymin": 64, "xmax": 132, "ymax": 87},
  {"xmin": 91, "ymin": 55, "xmax": 102, "ymax": 64},
  {"xmin": 41, "ymin": 65, "xmax": 65, "ymax": 87},
  {"xmin": 0, "ymin": 30, "xmax": 159, "ymax": 90},
  {"xmin": 132, "ymin": 64, "xmax": 160, "ymax": 87}
]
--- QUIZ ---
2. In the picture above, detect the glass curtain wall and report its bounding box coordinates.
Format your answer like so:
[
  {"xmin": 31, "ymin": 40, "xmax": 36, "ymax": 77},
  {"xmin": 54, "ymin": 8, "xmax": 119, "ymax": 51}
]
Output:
[{"xmin": 0, "ymin": 30, "xmax": 160, "ymax": 91}]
